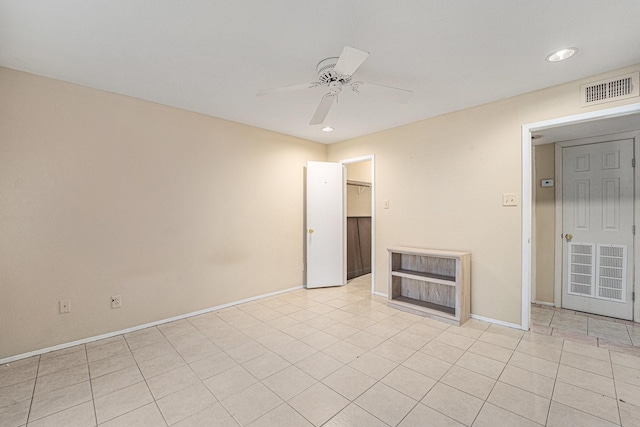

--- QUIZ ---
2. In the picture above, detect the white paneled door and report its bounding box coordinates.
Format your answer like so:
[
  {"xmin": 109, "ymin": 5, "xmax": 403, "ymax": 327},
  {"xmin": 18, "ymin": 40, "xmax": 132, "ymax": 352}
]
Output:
[
  {"xmin": 562, "ymin": 139, "xmax": 634, "ymax": 320},
  {"xmin": 306, "ymin": 161, "xmax": 346, "ymax": 288}
]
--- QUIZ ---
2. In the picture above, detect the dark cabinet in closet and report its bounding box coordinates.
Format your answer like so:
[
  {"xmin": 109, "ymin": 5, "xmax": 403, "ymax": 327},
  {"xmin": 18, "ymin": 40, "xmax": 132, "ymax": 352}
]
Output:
[{"xmin": 347, "ymin": 216, "xmax": 371, "ymax": 279}]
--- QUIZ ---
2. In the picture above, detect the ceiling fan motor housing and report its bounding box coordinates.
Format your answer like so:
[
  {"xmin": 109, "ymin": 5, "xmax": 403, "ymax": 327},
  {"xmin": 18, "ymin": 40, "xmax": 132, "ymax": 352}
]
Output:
[{"xmin": 316, "ymin": 57, "xmax": 352, "ymax": 85}]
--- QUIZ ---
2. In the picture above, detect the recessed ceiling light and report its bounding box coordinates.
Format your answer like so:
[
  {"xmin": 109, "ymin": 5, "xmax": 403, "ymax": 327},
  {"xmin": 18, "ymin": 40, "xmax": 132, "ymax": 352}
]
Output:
[
  {"xmin": 321, "ymin": 126, "xmax": 334, "ymax": 132},
  {"xmin": 546, "ymin": 47, "xmax": 578, "ymax": 63}
]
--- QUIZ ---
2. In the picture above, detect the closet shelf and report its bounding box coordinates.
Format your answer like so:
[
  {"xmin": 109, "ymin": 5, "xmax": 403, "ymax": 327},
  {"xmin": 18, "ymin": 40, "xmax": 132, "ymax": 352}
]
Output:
[
  {"xmin": 391, "ymin": 296, "xmax": 456, "ymax": 316},
  {"xmin": 391, "ymin": 269, "xmax": 456, "ymax": 286}
]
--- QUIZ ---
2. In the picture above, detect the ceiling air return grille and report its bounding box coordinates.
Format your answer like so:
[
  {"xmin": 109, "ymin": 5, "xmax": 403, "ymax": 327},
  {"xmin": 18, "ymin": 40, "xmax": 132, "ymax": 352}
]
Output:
[{"xmin": 580, "ymin": 72, "xmax": 639, "ymax": 107}]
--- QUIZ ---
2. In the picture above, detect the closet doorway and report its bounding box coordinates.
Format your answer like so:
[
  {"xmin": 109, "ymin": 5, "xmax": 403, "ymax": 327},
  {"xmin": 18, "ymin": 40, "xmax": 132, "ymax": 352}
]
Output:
[{"xmin": 341, "ymin": 156, "xmax": 375, "ymax": 294}]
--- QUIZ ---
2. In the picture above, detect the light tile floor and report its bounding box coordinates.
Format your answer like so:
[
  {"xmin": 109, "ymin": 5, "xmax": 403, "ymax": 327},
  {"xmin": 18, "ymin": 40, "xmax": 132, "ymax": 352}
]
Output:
[
  {"xmin": 2, "ymin": 275, "xmax": 640, "ymax": 426},
  {"xmin": 531, "ymin": 304, "xmax": 640, "ymax": 349}
]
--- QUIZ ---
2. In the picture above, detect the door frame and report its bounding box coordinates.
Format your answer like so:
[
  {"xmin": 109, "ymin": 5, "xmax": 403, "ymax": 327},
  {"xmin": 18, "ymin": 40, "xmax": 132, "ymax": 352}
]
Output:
[
  {"xmin": 522, "ymin": 102, "xmax": 640, "ymax": 331},
  {"xmin": 553, "ymin": 133, "xmax": 639, "ymax": 312},
  {"xmin": 340, "ymin": 154, "xmax": 376, "ymax": 295}
]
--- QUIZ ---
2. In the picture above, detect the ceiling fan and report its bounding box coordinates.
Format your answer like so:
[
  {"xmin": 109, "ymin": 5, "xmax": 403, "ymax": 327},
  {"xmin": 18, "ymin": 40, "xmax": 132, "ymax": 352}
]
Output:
[{"xmin": 257, "ymin": 46, "xmax": 413, "ymax": 126}]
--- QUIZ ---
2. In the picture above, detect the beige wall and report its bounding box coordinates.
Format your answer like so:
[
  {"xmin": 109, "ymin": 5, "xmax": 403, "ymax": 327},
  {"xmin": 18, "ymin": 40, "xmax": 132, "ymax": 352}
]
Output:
[
  {"xmin": 347, "ymin": 186, "xmax": 372, "ymax": 217},
  {"xmin": 3, "ymin": 64, "xmax": 640, "ymax": 359},
  {"xmin": 0, "ymin": 68, "xmax": 326, "ymax": 359},
  {"xmin": 328, "ymin": 64, "xmax": 640, "ymax": 325},
  {"xmin": 346, "ymin": 161, "xmax": 371, "ymax": 183},
  {"xmin": 346, "ymin": 161, "xmax": 372, "ymax": 217},
  {"xmin": 534, "ymin": 145, "xmax": 556, "ymax": 303}
]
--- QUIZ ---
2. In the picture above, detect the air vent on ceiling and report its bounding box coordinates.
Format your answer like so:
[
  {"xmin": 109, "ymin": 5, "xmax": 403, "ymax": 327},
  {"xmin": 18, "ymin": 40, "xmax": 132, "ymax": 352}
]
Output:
[{"xmin": 580, "ymin": 72, "xmax": 639, "ymax": 107}]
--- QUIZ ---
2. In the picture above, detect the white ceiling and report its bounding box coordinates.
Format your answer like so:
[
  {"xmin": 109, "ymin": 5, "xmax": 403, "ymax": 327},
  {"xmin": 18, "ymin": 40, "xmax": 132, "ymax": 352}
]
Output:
[{"xmin": 2, "ymin": 1, "xmax": 640, "ymax": 144}]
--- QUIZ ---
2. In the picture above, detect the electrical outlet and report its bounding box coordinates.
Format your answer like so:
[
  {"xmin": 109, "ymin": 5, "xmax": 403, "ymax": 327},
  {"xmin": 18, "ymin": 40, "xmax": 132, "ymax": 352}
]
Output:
[
  {"xmin": 59, "ymin": 299, "xmax": 71, "ymax": 314},
  {"xmin": 111, "ymin": 295, "xmax": 122, "ymax": 309},
  {"xmin": 502, "ymin": 193, "xmax": 518, "ymax": 206}
]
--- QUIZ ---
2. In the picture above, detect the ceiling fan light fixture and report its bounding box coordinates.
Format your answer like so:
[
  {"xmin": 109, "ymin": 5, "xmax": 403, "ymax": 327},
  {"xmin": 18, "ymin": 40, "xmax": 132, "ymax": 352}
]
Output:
[
  {"xmin": 321, "ymin": 126, "xmax": 334, "ymax": 132},
  {"xmin": 546, "ymin": 47, "xmax": 578, "ymax": 63}
]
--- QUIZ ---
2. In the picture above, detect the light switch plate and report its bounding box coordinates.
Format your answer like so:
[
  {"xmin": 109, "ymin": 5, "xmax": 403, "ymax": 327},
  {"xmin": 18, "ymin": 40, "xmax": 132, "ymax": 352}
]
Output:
[
  {"xmin": 502, "ymin": 193, "xmax": 518, "ymax": 206},
  {"xmin": 541, "ymin": 179, "xmax": 554, "ymax": 187}
]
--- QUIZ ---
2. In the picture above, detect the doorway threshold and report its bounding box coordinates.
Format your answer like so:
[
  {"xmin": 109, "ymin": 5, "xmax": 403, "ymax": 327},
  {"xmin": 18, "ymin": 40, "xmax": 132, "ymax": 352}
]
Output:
[{"xmin": 531, "ymin": 304, "xmax": 639, "ymax": 354}]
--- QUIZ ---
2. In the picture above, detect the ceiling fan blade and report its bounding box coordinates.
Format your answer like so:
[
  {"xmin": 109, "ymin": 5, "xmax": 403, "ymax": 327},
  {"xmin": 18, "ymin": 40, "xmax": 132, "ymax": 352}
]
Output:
[
  {"xmin": 333, "ymin": 46, "xmax": 369, "ymax": 76},
  {"xmin": 257, "ymin": 82, "xmax": 320, "ymax": 97},
  {"xmin": 309, "ymin": 94, "xmax": 336, "ymax": 125},
  {"xmin": 352, "ymin": 81, "xmax": 413, "ymax": 103}
]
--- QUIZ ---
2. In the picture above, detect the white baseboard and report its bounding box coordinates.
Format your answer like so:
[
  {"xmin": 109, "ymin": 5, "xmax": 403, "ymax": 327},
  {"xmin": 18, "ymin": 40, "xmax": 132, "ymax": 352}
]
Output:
[
  {"xmin": 1, "ymin": 285, "xmax": 303, "ymax": 365},
  {"xmin": 375, "ymin": 295, "xmax": 523, "ymax": 331},
  {"xmin": 533, "ymin": 301, "xmax": 555, "ymax": 307},
  {"xmin": 470, "ymin": 314, "xmax": 523, "ymax": 330},
  {"xmin": 378, "ymin": 296, "xmax": 522, "ymax": 331}
]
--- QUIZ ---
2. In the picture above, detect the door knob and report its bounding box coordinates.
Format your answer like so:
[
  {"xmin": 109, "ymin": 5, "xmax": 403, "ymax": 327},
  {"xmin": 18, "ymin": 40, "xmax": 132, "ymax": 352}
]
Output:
[
  {"xmin": 309, "ymin": 229, "xmax": 314, "ymax": 234},
  {"xmin": 564, "ymin": 233, "xmax": 573, "ymax": 241}
]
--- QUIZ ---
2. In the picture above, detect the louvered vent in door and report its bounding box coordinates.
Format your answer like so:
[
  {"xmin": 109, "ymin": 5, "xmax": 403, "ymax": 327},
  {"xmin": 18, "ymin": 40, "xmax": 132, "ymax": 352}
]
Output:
[
  {"xmin": 568, "ymin": 243, "xmax": 595, "ymax": 297},
  {"xmin": 596, "ymin": 244, "xmax": 626, "ymax": 302}
]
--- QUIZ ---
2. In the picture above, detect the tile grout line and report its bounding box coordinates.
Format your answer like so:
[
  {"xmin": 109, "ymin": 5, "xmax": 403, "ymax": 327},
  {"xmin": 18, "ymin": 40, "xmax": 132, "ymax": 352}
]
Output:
[
  {"xmin": 135, "ymin": 334, "xmax": 172, "ymax": 427},
  {"xmin": 182, "ymin": 307, "xmax": 327, "ymax": 425},
  {"xmin": 543, "ymin": 335, "xmax": 562, "ymax": 427},
  {"xmin": 154, "ymin": 324, "xmax": 219, "ymax": 426},
  {"xmin": 609, "ymin": 345, "xmax": 624, "ymax": 426},
  {"xmin": 85, "ymin": 344, "xmax": 99, "ymax": 426},
  {"xmin": 346, "ymin": 339, "xmax": 419, "ymax": 426},
  {"xmin": 113, "ymin": 328, "xmax": 170, "ymax": 427},
  {"xmin": 418, "ymin": 336, "xmax": 476, "ymax": 427},
  {"xmin": 22, "ymin": 347, "xmax": 96, "ymax": 425},
  {"xmin": 554, "ymin": 343, "xmax": 627, "ymax": 426},
  {"xmin": 471, "ymin": 332, "xmax": 525, "ymax": 426},
  {"xmin": 154, "ymin": 340, "xmax": 222, "ymax": 423},
  {"xmin": 24, "ymin": 355, "xmax": 41, "ymax": 426}
]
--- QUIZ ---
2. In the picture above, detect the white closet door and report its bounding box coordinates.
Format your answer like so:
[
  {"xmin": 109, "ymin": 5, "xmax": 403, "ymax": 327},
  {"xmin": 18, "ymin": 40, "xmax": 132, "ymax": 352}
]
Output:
[{"xmin": 306, "ymin": 161, "xmax": 345, "ymax": 288}]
